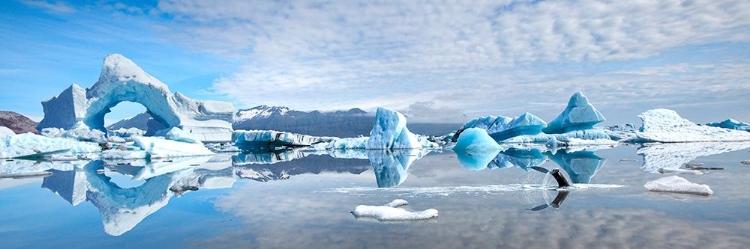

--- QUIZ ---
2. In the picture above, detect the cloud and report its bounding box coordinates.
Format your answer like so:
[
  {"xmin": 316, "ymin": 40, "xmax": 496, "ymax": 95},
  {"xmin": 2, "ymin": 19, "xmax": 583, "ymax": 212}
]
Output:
[
  {"xmin": 150, "ymin": 0, "xmax": 750, "ymax": 122},
  {"xmin": 20, "ymin": 0, "xmax": 75, "ymax": 14}
]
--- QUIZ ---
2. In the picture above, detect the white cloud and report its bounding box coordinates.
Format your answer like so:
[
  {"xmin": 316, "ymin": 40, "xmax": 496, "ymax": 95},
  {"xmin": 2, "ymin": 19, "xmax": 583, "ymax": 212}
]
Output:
[
  {"xmin": 20, "ymin": 0, "xmax": 75, "ymax": 14},
  {"xmin": 152, "ymin": 0, "xmax": 750, "ymax": 123}
]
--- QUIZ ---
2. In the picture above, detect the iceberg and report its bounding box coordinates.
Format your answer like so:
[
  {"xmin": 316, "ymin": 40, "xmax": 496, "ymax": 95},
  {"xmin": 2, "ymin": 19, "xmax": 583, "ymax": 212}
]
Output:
[
  {"xmin": 352, "ymin": 199, "xmax": 438, "ymax": 221},
  {"xmin": 543, "ymin": 91, "xmax": 606, "ymax": 134},
  {"xmin": 644, "ymin": 175, "xmax": 713, "ymax": 196},
  {"xmin": 37, "ymin": 54, "xmax": 236, "ymax": 142},
  {"xmin": 489, "ymin": 112, "xmax": 547, "ymax": 141},
  {"xmin": 366, "ymin": 107, "xmax": 438, "ymax": 150},
  {"xmin": 41, "ymin": 127, "xmax": 107, "ymax": 143},
  {"xmin": 132, "ymin": 136, "xmax": 213, "ymax": 159},
  {"xmin": 636, "ymin": 109, "xmax": 750, "ymax": 142},
  {"xmin": 232, "ymin": 130, "xmax": 335, "ymax": 151},
  {"xmin": 0, "ymin": 133, "xmax": 101, "ymax": 159},
  {"xmin": 0, "ymin": 126, "xmax": 14, "ymax": 137},
  {"xmin": 706, "ymin": 119, "xmax": 750, "ymax": 132},
  {"xmin": 452, "ymin": 128, "xmax": 501, "ymax": 153}
]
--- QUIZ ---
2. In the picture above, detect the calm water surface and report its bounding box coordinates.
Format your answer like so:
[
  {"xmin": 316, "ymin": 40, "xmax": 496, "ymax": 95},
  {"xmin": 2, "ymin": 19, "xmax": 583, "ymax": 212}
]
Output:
[{"xmin": 1, "ymin": 144, "xmax": 750, "ymax": 249}]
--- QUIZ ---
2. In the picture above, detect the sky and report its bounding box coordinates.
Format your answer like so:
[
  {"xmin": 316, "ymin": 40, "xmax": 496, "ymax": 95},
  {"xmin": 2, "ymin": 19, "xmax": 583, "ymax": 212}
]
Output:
[{"xmin": 1, "ymin": 0, "xmax": 749, "ymax": 126}]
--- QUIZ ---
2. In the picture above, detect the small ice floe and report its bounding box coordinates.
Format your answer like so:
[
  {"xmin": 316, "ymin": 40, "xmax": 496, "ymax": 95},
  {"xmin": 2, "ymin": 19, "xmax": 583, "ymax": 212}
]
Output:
[
  {"xmin": 741, "ymin": 160, "xmax": 750, "ymax": 165},
  {"xmin": 644, "ymin": 176, "xmax": 713, "ymax": 196},
  {"xmin": 351, "ymin": 199, "xmax": 438, "ymax": 222},
  {"xmin": 658, "ymin": 168, "xmax": 704, "ymax": 175}
]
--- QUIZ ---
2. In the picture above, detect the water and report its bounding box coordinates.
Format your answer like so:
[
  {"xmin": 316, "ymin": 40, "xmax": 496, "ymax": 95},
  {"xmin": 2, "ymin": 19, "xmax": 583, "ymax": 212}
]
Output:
[{"xmin": 2, "ymin": 144, "xmax": 750, "ymax": 248}]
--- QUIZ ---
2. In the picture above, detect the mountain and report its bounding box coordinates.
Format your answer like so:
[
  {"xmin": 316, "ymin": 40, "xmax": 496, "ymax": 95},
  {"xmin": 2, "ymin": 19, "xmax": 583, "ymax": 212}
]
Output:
[
  {"xmin": 233, "ymin": 105, "xmax": 375, "ymax": 137},
  {"xmin": 0, "ymin": 111, "xmax": 38, "ymax": 134},
  {"xmin": 107, "ymin": 112, "xmax": 152, "ymax": 131},
  {"xmin": 233, "ymin": 105, "xmax": 460, "ymax": 137}
]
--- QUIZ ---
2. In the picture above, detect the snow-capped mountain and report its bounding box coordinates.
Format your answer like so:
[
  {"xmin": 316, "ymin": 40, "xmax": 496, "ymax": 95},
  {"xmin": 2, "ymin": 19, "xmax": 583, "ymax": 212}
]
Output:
[
  {"xmin": 232, "ymin": 105, "xmax": 375, "ymax": 137},
  {"xmin": 0, "ymin": 111, "xmax": 38, "ymax": 134}
]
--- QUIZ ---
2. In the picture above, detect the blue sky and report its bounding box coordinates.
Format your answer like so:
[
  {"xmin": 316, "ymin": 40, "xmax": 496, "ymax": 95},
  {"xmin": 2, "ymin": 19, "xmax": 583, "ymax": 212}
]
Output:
[{"xmin": 1, "ymin": 0, "xmax": 749, "ymax": 125}]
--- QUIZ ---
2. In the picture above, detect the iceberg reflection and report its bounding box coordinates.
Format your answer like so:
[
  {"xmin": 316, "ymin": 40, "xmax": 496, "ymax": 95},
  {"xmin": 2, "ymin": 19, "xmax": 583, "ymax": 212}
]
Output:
[{"xmin": 367, "ymin": 149, "xmax": 430, "ymax": 188}]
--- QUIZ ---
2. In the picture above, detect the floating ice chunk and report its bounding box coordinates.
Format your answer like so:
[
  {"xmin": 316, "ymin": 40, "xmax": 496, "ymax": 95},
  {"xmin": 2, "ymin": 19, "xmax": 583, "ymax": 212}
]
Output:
[
  {"xmin": 644, "ymin": 176, "xmax": 713, "ymax": 195},
  {"xmin": 636, "ymin": 109, "xmax": 750, "ymax": 142},
  {"xmin": 157, "ymin": 127, "xmax": 200, "ymax": 144},
  {"xmin": 453, "ymin": 128, "xmax": 501, "ymax": 153},
  {"xmin": 543, "ymin": 91, "xmax": 606, "ymax": 134},
  {"xmin": 133, "ymin": 136, "xmax": 214, "ymax": 159},
  {"xmin": 385, "ymin": 199, "xmax": 409, "ymax": 207},
  {"xmin": 0, "ymin": 133, "xmax": 101, "ymax": 159},
  {"xmin": 352, "ymin": 199, "xmax": 438, "ymax": 221},
  {"xmin": 366, "ymin": 107, "xmax": 437, "ymax": 149},
  {"xmin": 706, "ymin": 119, "xmax": 750, "ymax": 131},
  {"xmin": 657, "ymin": 168, "xmax": 704, "ymax": 175},
  {"xmin": 324, "ymin": 137, "xmax": 369, "ymax": 150},
  {"xmin": 41, "ymin": 127, "xmax": 107, "ymax": 143}
]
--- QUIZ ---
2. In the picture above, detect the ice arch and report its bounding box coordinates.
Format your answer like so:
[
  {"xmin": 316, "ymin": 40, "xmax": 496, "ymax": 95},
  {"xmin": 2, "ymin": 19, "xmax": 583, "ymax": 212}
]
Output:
[{"xmin": 38, "ymin": 54, "xmax": 236, "ymax": 142}]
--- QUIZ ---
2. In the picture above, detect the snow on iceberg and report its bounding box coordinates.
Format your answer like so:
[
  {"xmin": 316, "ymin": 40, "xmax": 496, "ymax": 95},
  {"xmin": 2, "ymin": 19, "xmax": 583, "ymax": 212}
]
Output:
[
  {"xmin": 0, "ymin": 133, "xmax": 101, "ymax": 159},
  {"xmin": 352, "ymin": 199, "xmax": 438, "ymax": 221},
  {"xmin": 638, "ymin": 142, "xmax": 750, "ymax": 173},
  {"xmin": 644, "ymin": 176, "xmax": 713, "ymax": 196},
  {"xmin": 37, "ymin": 54, "xmax": 236, "ymax": 142},
  {"xmin": 706, "ymin": 119, "xmax": 750, "ymax": 132},
  {"xmin": 543, "ymin": 91, "xmax": 606, "ymax": 134},
  {"xmin": 636, "ymin": 109, "xmax": 750, "ymax": 142},
  {"xmin": 366, "ymin": 107, "xmax": 438, "ymax": 150}
]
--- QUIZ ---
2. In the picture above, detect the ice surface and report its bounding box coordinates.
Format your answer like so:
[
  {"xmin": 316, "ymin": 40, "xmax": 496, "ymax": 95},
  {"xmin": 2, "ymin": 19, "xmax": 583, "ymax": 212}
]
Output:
[
  {"xmin": 644, "ymin": 176, "xmax": 713, "ymax": 195},
  {"xmin": 366, "ymin": 107, "xmax": 437, "ymax": 149},
  {"xmin": 157, "ymin": 127, "xmax": 200, "ymax": 144},
  {"xmin": 0, "ymin": 126, "xmax": 14, "ymax": 137},
  {"xmin": 636, "ymin": 109, "xmax": 750, "ymax": 142},
  {"xmin": 41, "ymin": 127, "xmax": 107, "ymax": 143},
  {"xmin": 38, "ymin": 54, "xmax": 236, "ymax": 142},
  {"xmin": 322, "ymin": 137, "xmax": 369, "ymax": 150},
  {"xmin": 543, "ymin": 91, "xmax": 606, "ymax": 134},
  {"xmin": 352, "ymin": 199, "xmax": 438, "ymax": 221},
  {"xmin": 706, "ymin": 119, "xmax": 750, "ymax": 131},
  {"xmin": 638, "ymin": 141, "xmax": 750, "ymax": 173},
  {"xmin": 0, "ymin": 133, "xmax": 101, "ymax": 159}
]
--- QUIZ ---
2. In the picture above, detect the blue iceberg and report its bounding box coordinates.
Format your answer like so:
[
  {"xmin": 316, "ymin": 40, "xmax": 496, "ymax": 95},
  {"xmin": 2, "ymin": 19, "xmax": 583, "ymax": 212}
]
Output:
[
  {"xmin": 489, "ymin": 112, "xmax": 547, "ymax": 141},
  {"xmin": 706, "ymin": 119, "xmax": 750, "ymax": 132},
  {"xmin": 366, "ymin": 107, "xmax": 437, "ymax": 150},
  {"xmin": 543, "ymin": 91, "xmax": 606, "ymax": 134}
]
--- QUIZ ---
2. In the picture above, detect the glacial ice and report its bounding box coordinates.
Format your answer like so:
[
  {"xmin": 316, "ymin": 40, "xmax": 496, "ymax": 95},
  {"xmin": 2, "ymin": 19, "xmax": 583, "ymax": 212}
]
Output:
[
  {"xmin": 352, "ymin": 199, "xmax": 438, "ymax": 221},
  {"xmin": 366, "ymin": 107, "xmax": 438, "ymax": 149},
  {"xmin": 132, "ymin": 136, "xmax": 214, "ymax": 159},
  {"xmin": 0, "ymin": 133, "xmax": 101, "ymax": 159},
  {"xmin": 0, "ymin": 126, "xmax": 14, "ymax": 137},
  {"xmin": 37, "ymin": 54, "xmax": 236, "ymax": 142},
  {"xmin": 636, "ymin": 109, "xmax": 750, "ymax": 142},
  {"xmin": 706, "ymin": 119, "xmax": 750, "ymax": 132},
  {"xmin": 543, "ymin": 91, "xmax": 606, "ymax": 134},
  {"xmin": 41, "ymin": 127, "xmax": 107, "ymax": 143},
  {"xmin": 644, "ymin": 175, "xmax": 713, "ymax": 196}
]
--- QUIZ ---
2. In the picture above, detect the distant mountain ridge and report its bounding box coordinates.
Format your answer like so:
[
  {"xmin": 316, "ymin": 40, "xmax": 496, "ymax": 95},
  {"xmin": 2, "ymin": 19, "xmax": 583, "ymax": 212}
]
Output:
[
  {"xmin": 0, "ymin": 111, "xmax": 38, "ymax": 134},
  {"xmin": 109, "ymin": 105, "xmax": 460, "ymax": 137}
]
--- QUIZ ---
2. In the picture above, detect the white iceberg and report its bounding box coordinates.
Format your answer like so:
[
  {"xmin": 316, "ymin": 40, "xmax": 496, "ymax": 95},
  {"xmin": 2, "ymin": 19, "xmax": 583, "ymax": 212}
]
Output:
[
  {"xmin": 636, "ymin": 109, "xmax": 750, "ymax": 142},
  {"xmin": 37, "ymin": 54, "xmax": 236, "ymax": 142},
  {"xmin": 366, "ymin": 107, "xmax": 438, "ymax": 150},
  {"xmin": 644, "ymin": 175, "xmax": 713, "ymax": 195},
  {"xmin": 0, "ymin": 126, "xmax": 15, "ymax": 137},
  {"xmin": 232, "ymin": 130, "xmax": 334, "ymax": 150},
  {"xmin": 352, "ymin": 199, "xmax": 438, "ymax": 221}
]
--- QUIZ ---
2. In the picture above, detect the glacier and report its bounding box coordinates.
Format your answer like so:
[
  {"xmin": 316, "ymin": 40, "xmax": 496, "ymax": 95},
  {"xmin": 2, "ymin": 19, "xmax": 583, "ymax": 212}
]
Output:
[
  {"xmin": 366, "ymin": 107, "xmax": 438, "ymax": 150},
  {"xmin": 543, "ymin": 91, "xmax": 606, "ymax": 134},
  {"xmin": 37, "ymin": 54, "xmax": 236, "ymax": 142},
  {"xmin": 636, "ymin": 109, "xmax": 750, "ymax": 142}
]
